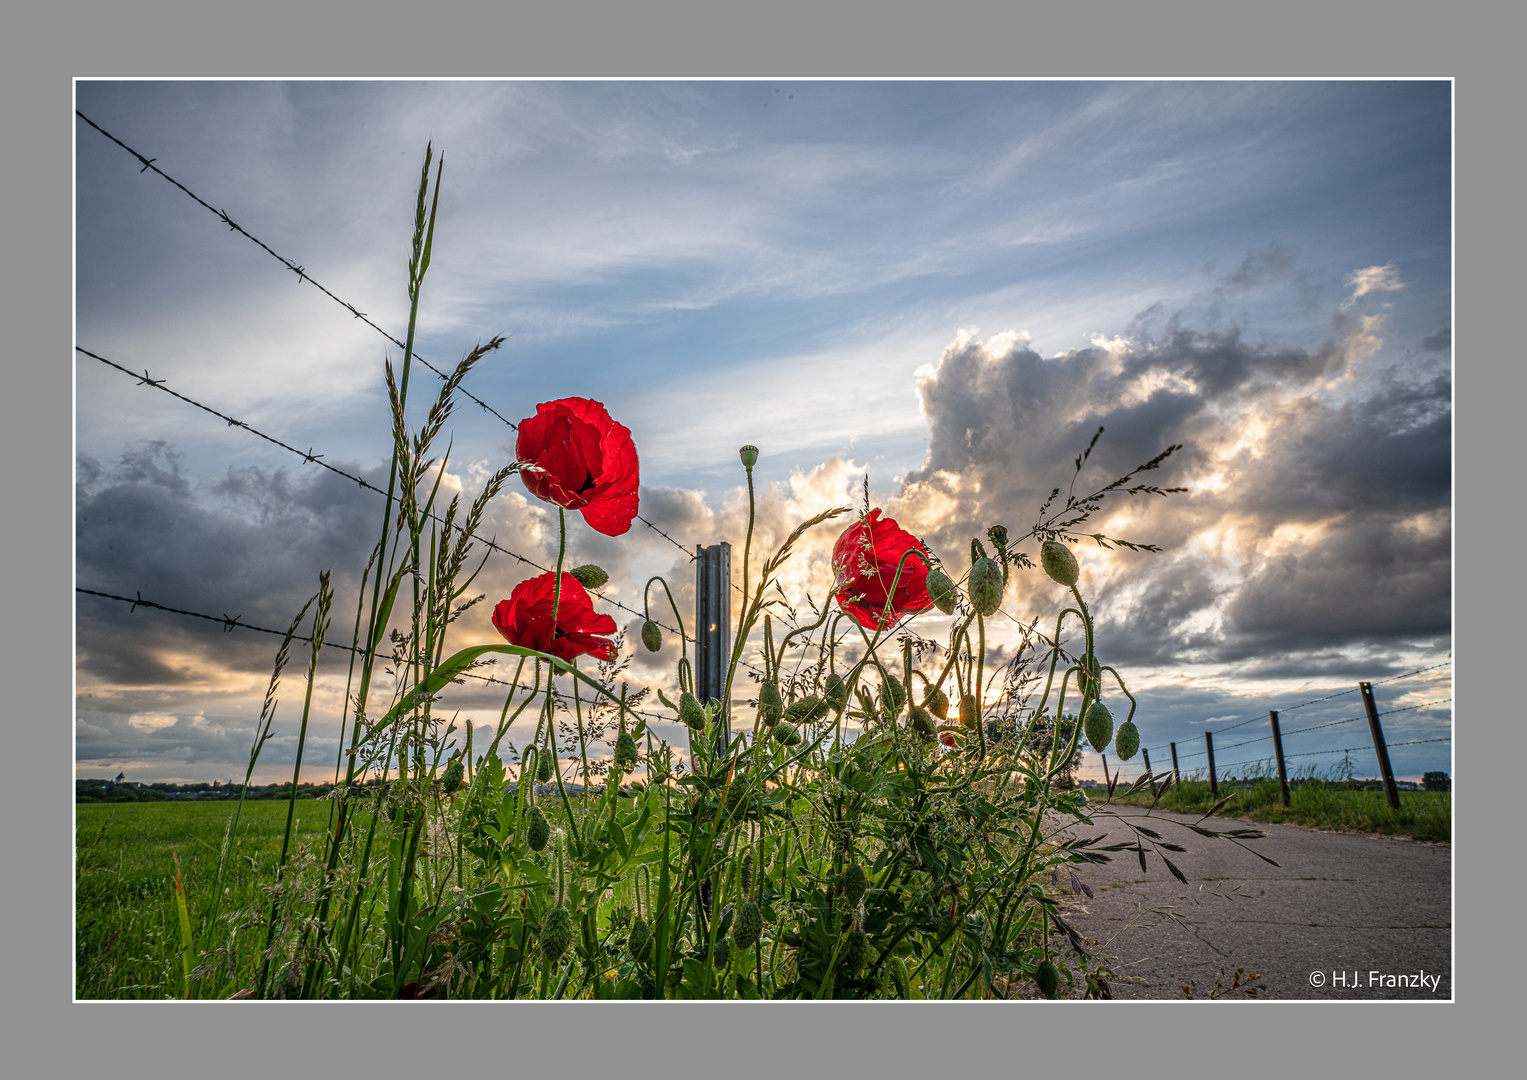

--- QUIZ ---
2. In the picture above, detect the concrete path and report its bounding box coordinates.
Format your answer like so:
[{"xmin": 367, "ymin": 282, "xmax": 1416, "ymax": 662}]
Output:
[{"xmin": 1050, "ymin": 801, "xmax": 1452, "ymax": 1000}]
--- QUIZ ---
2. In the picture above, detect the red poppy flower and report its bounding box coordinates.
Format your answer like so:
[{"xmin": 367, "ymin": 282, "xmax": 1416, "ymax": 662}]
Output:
[
  {"xmin": 831, "ymin": 509, "xmax": 934, "ymax": 630},
  {"xmin": 492, "ymin": 572, "xmax": 619, "ymax": 663},
  {"xmin": 940, "ymin": 731, "xmax": 957, "ymax": 748},
  {"xmin": 517, "ymin": 397, "xmax": 640, "ymax": 536}
]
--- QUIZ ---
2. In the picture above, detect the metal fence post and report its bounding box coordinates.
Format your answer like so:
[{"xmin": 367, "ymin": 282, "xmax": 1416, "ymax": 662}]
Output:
[
  {"xmin": 695, "ymin": 543, "xmax": 732, "ymax": 757},
  {"xmin": 1359, "ymin": 682, "xmax": 1401, "ymax": 810},
  {"xmin": 1269, "ymin": 710, "xmax": 1291, "ymax": 807},
  {"xmin": 1205, "ymin": 731, "xmax": 1218, "ymax": 797},
  {"xmin": 1170, "ymin": 742, "xmax": 1180, "ymax": 785}
]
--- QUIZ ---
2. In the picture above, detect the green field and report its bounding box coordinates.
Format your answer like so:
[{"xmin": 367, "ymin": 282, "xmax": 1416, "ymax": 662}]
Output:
[
  {"xmin": 75, "ymin": 799, "xmax": 333, "ymax": 999},
  {"xmin": 1102, "ymin": 777, "xmax": 1450, "ymax": 843}
]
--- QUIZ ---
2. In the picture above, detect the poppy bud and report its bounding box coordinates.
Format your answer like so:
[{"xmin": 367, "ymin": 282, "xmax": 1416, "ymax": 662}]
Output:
[
  {"xmin": 959, "ymin": 694, "xmax": 979, "ymax": 730},
  {"xmin": 773, "ymin": 721, "xmax": 803, "ymax": 746},
  {"xmin": 1084, "ymin": 701, "xmax": 1114, "ymax": 752},
  {"xmin": 909, "ymin": 706, "xmax": 937, "ymax": 741},
  {"xmin": 925, "ymin": 567, "xmax": 959, "ymax": 615},
  {"xmin": 841, "ymin": 862, "xmax": 868, "ymax": 907},
  {"xmin": 537, "ymin": 749, "xmax": 554, "ymax": 784},
  {"xmin": 641, "ymin": 620, "xmax": 662, "ymax": 653},
  {"xmin": 968, "ymin": 557, "xmax": 1004, "ymax": 616},
  {"xmin": 825, "ymin": 673, "xmax": 849, "ymax": 713},
  {"xmin": 739, "ymin": 445, "xmax": 759, "ymax": 469},
  {"xmin": 1114, "ymin": 720, "xmax": 1140, "ymax": 761},
  {"xmin": 1041, "ymin": 540, "xmax": 1080, "ymax": 587},
  {"xmin": 842, "ymin": 927, "xmax": 870, "ymax": 976},
  {"xmin": 679, "ymin": 691, "xmax": 707, "ymax": 730},
  {"xmin": 1036, "ymin": 959, "xmax": 1061, "ymax": 999},
  {"xmin": 627, "ymin": 916, "xmax": 652, "ymax": 962},
  {"xmin": 740, "ymin": 850, "xmax": 754, "ymax": 897},
  {"xmin": 785, "ymin": 696, "xmax": 828, "ymax": 725},
  {"xmin": 882, "ymin": 675, "xmax": 906, "ymax": 717},
  {"xmin": 526, "ymin": 805, "xmax": 550, "ymax": 852},
  {"xmin": 539, "ymin": 905, "xmax": 574, "ymax": 966},
  {"xmin": 758, "ymin": 681, "xmax": 784, "ymax": 727},
  {"xmin": 440, "ymin": 757, "xmax": 464, "ymax": 795},
  {"xmin": 614, "ymin": 730, "xmax": 638, "ymax": 769},
  {"xmin": 925, "ymin": 687, "xmax": 950, "ymax": 719},
  {"xmin": 569, "ymin": 564, "xmax": 609, "ymax": 590},
  {"xmin": 732, "ymin": 899, "xmax": 763, "ymax": 951},
  {"xmin": 712, "ymin": 939, "xmax": 731, "ymax": 968}
]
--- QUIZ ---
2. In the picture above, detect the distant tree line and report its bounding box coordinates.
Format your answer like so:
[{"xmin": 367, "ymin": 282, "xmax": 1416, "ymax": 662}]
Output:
[{"xmin": 74, "ymin": 777, "xmax": 376, "ymax": 803}]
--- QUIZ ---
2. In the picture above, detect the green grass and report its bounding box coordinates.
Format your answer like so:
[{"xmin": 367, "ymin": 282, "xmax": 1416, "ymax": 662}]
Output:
[
  {"xmin": 1104, "ymin": 777, "xmax": 1451, "ymax": 843},
  {"xmin": 75, "ymin": 799, "xmax": 332, "ymax": 999}
]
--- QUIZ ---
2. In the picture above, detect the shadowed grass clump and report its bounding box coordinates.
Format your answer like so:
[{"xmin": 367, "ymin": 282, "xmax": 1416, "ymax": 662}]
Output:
[{"xmin": 1107, "ymin": 777, "xmax": 1450, "ymax": 843}]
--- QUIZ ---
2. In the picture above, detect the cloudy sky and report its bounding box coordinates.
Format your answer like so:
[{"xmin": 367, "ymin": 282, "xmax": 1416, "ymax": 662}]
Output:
[{"xmin": 74, "ymin": 79, "xmax": 1452, "ymax": 784}]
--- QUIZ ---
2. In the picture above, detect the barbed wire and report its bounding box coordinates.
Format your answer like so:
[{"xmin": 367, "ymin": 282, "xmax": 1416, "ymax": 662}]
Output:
[
  {"xmin": 1186, "ymin": 736, "xmax": 1453, "ymax": 776},
  {"xmin": 78, "ymin": 110, "xmax": 722, "ymax": 584},
  {"xmin": 75, "ymin": 586, "xmax": 684, "ymax": 726},
  {"xmin": 76, "ymin": 110, "xmax": 523, "ymax": 432},
  {"xmin": 78, "ymin": 344, "xmax": 696, "ymax": 644},
  {"xmin": 1149, "ymin": 694, "xmax": 1453, "ymax": 761}
]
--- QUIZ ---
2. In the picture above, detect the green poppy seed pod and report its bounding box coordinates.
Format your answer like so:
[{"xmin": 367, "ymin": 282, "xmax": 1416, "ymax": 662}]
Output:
[
  {"xmin": 739, "ymin": 444, "xmax": 759, "ymax": 469},
  {"xmin": 784, "ymin": 696, "xmax": 828, "ymax": 725},
  {"xmin": 825, "ymin": 673, "xmax": 849, "ymax": 713},
  {"xmin": 925, "ymin": 687, "xmax": 950, "ymax": 720},
  {"xmin": 740, "ymin": 850, "xmax": 754, "ymax": 898},
  {"xmin": 842, "ymin": 927, "xmax": 870, "ymax": 976},
  {"xmin": 925, "ymin": 567, "xmax": 959, "ymax": 615},
  {"xmin": 537, "ymin": 748, "xmax": 554, "ymax": 784},
  {"xmin": 569, "ymin": 564, "xmax": 609, "ymax": 590},
  {"xmin": 968, "ymin": 557, "xmax": 1004, "ymax": 616},
  {"xmin": 841, "ymin": 862, "xmax": 868, "ymax": 908},
  {"xmin": 724, "ymin": 772, "xmax": 751, "ymax": 817},
  {"xmin": 525, "ymin": 805, "xmax": 550, "ymax": 852},
  {"xmin": 758, "ymin": 681, "xmax": 784, "ymax": 727},
  {"xmin": 1114, "ymin": 720, "xmax": 1140, "ymax": 761},
  {"xmin": 614, "ymin": 730, "xmax": 638, "ymax": 769},
  {"xmin": 1084, "ymin": 700, "xmax": 1115, "ymax": 753},
  {"xmin": 909, "ymin": 706, "xmax": 937, "ymax": 741},
  {"xmin": 627, "ymin": 916, "xmax": 652, "ymax": 962},
  {"xmin": 986, "ymin": 524, "xmax": 1009, "ymax": 552},
  {"xmin": 440, "ymin": 758, "xmax": 464, "ymax": 796},
  {"xmin": 1041, "ymin": 540, "xmax": 1080, "ymax": 587},
  {"xmin": 959, "ymin": 694, "xmax": 979, "ymax": 731},
  {"xmin": 732, "ymin": 898, "xmax": 763, "ymax": 952},
  {"xmin": 679, "ymin": 691, "xmax": 707, "ymax": 730},
  {"xmin": 1036, "ymin": 959, "xmax": 1061, "ymax": 999},
  {"xmin": 539, "ymin": 905, "xmax": 574, "ymax": 967},
  {"xmin": 641, "ymin": 620, "xmax": 662, "ymax": 653},
  {"xmin": 773, "ymin": 720, "xmax": 803, "ymax": 747}
]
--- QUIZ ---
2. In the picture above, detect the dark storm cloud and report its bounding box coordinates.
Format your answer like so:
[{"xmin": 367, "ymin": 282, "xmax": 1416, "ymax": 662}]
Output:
[
  {"xmin": 895, "ymin": 297, "xmax": 1451, "ymax": 669},
  {"xmin": 76, "ymin": 441, "xmax": 388, "ymax": 681}
]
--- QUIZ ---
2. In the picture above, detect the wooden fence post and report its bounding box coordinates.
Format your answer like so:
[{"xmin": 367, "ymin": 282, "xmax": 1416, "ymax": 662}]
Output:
[
  {"xmin": 1269, "ymin": 710, "xmax": 1291, "ymax": 807},
  {"xmin": 1170, "ymin": 742, "xmax": 1181, "ymax": 784},
  {"xmin": 1358, "ymin": 682, "xmax": 1401, "ymax": 810},
  {"xmin": 695, "ymin": 543, "xmax": 732, "ymax": 758},
  {"xmin": 1205, "ymin": 731, "xmax": 1218, "ymax": 798},
  {"xmin": 1142, "ymin": 747, "xmax": 1156, "ymax": 795}
]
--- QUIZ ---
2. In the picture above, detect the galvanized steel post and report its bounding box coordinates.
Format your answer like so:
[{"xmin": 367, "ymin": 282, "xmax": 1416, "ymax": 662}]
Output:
[{"xmin": 695, "ymin": 543, "xmax": 732, "ymax": 757}]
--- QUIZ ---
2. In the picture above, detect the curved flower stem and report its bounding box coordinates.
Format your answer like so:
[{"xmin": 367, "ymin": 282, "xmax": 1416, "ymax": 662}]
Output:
[
  {"xmin": 552, "ymin": 507, "xmax": 567, "ymax": 625},
  {"xmin": 643, "ymin": 576, "xmax": 689, "ymax": 662}
]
